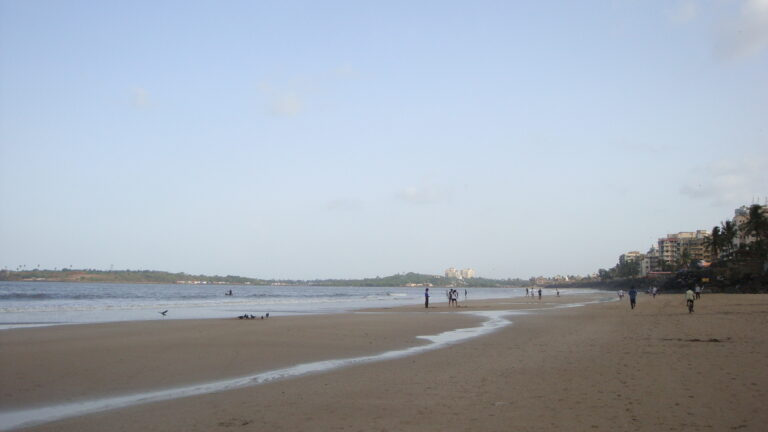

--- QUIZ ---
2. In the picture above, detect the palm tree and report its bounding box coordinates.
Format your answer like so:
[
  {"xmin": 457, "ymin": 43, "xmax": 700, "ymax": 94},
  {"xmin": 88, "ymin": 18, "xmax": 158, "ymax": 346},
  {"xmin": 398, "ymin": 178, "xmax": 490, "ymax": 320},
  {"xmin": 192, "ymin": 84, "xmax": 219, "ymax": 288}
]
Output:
[
  {"xmin": 720, "ymin": 220, "xmax": 738, "ymax": 259},
  {"xmin": 704, "ymin": 226, "xmax": 722, "ymax": 261}
]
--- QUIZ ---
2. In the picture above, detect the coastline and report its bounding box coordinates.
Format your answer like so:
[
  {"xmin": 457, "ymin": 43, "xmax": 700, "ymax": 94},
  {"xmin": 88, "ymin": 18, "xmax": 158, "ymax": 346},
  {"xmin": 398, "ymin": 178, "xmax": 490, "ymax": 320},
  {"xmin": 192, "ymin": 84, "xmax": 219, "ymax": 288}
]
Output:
[
  {"xmin": 1, "ymin": 282, "xmax": 572, "ymax": 329},
  {"xmin": 1, "ymin": 293, "xmax": 766, "ymax": 431}
]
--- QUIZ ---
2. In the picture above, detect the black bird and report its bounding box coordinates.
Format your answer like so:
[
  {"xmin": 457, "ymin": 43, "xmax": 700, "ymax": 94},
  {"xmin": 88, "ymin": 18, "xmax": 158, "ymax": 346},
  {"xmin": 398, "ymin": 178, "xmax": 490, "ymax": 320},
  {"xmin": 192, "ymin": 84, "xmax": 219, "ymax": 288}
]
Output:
[{"xmin": 159, "ymin": 310, "xmax": 168, "ymax": 316}]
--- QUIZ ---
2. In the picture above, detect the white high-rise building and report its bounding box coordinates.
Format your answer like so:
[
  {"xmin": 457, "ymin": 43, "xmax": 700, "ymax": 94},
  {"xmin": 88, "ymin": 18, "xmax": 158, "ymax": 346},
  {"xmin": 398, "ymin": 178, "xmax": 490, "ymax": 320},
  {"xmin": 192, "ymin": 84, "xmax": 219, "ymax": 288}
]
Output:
[
  {"xmin": 444, "ymin": 267, "xmax": 460, "ymax": 279},
  {"xmin": 445, "ymin": 267, "xmax": 476, "ymax": 279}
]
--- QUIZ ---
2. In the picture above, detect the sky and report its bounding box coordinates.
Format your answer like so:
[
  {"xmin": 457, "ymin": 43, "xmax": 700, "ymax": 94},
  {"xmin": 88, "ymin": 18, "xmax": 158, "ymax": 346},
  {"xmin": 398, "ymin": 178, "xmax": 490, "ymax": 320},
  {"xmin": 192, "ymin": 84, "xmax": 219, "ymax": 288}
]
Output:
[{"xmin": 1, "ymin": 0, "xmax": 766, "ymax": 280}]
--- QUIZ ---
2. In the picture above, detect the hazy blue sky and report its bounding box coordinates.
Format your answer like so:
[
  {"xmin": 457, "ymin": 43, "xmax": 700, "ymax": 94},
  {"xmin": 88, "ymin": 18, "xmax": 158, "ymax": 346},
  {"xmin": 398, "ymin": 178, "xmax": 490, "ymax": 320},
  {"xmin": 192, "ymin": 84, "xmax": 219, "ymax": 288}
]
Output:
[{"xmin": 1, "ymin": 0, "xmax": 766, "ymax": 279}]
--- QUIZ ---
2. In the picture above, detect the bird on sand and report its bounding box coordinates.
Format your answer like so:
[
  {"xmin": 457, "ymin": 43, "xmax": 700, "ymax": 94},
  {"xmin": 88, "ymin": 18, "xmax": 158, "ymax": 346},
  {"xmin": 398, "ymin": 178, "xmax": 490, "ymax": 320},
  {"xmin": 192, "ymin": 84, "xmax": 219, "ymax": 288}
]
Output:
[{"xmin": 159, "ymin": 310, "xmax": 168, "ymax": 316}]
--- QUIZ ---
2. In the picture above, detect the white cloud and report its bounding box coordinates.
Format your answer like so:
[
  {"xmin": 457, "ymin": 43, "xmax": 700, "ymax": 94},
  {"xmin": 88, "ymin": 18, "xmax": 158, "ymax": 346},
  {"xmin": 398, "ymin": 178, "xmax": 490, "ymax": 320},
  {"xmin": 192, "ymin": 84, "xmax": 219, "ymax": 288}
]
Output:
[
  {"xmin": 397, "ymin": 184, "xmax": 453, "ymax": 205},
  {"xmin": 257, "ymin": 81, "xmax": 305, "ymax": 117},
  {"xmin": 670, "ymin": 0, "xmax": 699, "ymax": 23},
  {"xmin": 681, "ymin": 155, "xmax": 768, "ymax": 206},
  {"xmin": 715, "ymin": 0, "xmax": 768, "ymax": 60},
  {"xmin": 326, "ymin": 198, "xmax": 363, "ymax": 211},
  {"xmin": 132, "ymin": 87, "xmax": 150, "ymax": 108},
  {"xmin": 332, "ymin": 64, "xmax": 360, "ymax": 79},
  {"xmin": 269, "ymin": 93, "xmax": 304, "ymax": 116}
]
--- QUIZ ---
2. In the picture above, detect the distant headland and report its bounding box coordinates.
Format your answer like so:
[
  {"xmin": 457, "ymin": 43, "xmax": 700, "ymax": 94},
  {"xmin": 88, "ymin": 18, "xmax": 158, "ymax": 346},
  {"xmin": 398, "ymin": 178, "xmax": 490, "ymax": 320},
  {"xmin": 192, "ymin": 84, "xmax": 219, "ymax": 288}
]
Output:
[{"xmin": 0, "ymin": 269, "xmax": 533, "ymax": 288}]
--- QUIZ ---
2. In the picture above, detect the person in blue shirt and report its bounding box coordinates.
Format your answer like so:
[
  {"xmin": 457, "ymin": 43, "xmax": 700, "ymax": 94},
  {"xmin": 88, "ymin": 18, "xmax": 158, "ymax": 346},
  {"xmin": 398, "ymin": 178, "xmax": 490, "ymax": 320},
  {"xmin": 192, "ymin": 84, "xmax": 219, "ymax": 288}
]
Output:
[
  {"xmin": 424, "ymin": 288, "xmax": 430, "ymax": 308},
  {"xmin": 628, "ymin": 286, "xmax": 638, "ymax": 310}
]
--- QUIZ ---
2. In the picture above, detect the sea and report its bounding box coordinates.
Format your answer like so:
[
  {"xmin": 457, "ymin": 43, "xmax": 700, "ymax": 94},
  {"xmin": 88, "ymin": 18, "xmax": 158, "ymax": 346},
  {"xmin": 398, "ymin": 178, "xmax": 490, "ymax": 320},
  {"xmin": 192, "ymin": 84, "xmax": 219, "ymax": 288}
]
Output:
[{"xmin": 0, "ymin": 281, "xmax": 603, "ymax": 330}]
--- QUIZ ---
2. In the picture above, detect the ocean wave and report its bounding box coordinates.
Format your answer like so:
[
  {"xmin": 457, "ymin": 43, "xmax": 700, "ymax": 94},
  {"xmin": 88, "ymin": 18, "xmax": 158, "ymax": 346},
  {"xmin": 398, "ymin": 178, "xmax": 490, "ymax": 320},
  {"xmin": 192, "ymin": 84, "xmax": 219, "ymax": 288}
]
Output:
[
  {"xmin": 0, "ymin": 293, "xmax": 56, "ymax": 300},
  {"xmin": 0, "ymin": 294, "xmax": 405, "ymax": 314}
]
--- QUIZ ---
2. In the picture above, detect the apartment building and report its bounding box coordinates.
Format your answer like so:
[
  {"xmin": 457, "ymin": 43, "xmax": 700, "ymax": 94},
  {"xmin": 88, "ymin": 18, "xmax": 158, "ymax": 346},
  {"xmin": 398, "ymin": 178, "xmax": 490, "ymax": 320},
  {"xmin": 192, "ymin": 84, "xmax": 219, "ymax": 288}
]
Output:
[
  {"xmin": 444, "ymin": 267, "xmax": 476, "ymax": 279},
  {"xmin": 639, "ymin": 246, "xmax": 660, "ymax": 276},
  {"xmin": 619, "ymin": 251, "xmax": 642, "ymax": 265},
  {"xmin": 733, "ymin": 204, "xmax": 768, "ymax": 249},
  {"xmin": 658, "ymin": 231, "xmax": 711, "ymax": 266},
  {"xmin": 658, "ymin": 235, "xmax": 680, "ymax": 264},
  {"xmin": 685, "ymin": 230, "xmax": 712, "ymax": 261}
]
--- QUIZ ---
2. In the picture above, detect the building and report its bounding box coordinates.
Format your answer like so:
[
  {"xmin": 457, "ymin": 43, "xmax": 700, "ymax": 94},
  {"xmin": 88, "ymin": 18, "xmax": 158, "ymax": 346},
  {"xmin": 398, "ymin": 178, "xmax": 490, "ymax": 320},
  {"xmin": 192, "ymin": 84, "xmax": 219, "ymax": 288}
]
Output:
[
  {"xmin": 733, "ymin": 204, "xmax": 768, "ymax": 249},
  {"xmin": 444, "ymin": 267, "xmax": 460, "ymax": 279},
  {"xmin": 444, "ymin": 267, "xmax": 476, "ymax": 279},
  {"xmin": 639, "ymin": 245, "xmax": 660, "ymax": 277},
  {"xmin": 658, "ymin": 235, "xmax": 679, "ymax": 265},
  {"xmin": 658, "ymin": 231, "xmax": 711, "ymax": 267},
  {"xmin": 619, "ymin": 251, "xmax": 642, "ymax": 265},
  {"xmin": 684, "ymin": 230, "xmax": 712, "ymax": 262}
]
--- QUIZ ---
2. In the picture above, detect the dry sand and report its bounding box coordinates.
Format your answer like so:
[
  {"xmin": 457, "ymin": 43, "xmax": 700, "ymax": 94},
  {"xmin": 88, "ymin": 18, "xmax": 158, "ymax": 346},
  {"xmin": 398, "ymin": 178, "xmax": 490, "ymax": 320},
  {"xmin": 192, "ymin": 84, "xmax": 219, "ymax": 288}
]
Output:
[{"xmin": 1, "ymin": 292, "xmax": 766, "ymax": 431}]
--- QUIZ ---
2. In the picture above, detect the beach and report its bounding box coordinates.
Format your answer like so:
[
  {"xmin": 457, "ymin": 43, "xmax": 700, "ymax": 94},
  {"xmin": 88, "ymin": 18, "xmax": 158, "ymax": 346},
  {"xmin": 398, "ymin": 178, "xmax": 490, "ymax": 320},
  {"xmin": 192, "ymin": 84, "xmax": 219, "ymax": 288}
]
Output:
[{"xmin": 1, "ymin": 293, "xmax": 766, "ymax": 431}]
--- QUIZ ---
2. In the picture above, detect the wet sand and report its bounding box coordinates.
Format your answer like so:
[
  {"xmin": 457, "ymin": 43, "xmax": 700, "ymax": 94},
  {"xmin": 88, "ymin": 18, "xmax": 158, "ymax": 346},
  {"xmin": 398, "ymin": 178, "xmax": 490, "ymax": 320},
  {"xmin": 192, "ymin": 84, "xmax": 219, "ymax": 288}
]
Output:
[{"xmin": 1, "ymin": 293, "xmax": 766, "ymax": 431}]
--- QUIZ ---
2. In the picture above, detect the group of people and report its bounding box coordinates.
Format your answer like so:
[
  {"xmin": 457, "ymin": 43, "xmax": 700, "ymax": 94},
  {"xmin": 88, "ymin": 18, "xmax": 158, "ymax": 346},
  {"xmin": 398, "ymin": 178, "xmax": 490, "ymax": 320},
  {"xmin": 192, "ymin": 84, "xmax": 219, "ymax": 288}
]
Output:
[
  {"xmin": 525, "ymin": 287, "xmax": 544, "ymax": 299},
  {"xmin": 423, "ymin": 288, "xmax": 467, "ymax": 308},
  {"xmin": 618, "ymin": 286, "xmax": 657, "ymax": 302},
  {"xmin": 238, "ymin": 312, "xmax": 269, "ymax": 320},
  {"xmin": 621, "ymin": 283, "xmax": 704, "ymax": 313},
  {"xmin": 447, "ymin": 288, "xmax": 460, "ymax": 307}
]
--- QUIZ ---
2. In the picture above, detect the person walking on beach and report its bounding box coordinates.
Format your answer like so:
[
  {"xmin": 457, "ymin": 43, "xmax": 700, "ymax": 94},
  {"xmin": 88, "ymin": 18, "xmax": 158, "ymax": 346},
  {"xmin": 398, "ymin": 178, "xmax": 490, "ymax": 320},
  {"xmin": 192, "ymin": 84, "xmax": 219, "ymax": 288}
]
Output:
[
  {"xmin": 538, "ymin": 288, "xmax": 542, "ymax": 300},
  {"xmin": 694, "ymin": 284, "xmax": 702, "ymax": 300},
  {"xmin": 424, "ymin": 288, "xmax": 430, "ymax": 308},
  {"xmin": 685, "ymin": 287, "xmax": 695, "ymax": 313},
  {"xmin": 618, "ymin": 289, "xmax": 624, "ymax": 300},
  {"xmin": 628, "ymin": 286, "xmax": 638, "ymax": 310}
]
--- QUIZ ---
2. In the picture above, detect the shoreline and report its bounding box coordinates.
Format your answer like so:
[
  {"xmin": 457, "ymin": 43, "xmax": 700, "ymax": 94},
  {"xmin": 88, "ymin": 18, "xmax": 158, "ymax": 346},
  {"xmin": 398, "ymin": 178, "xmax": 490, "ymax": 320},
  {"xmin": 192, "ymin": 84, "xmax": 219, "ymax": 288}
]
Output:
[
  {"xmin": 2, "ymin": 293, "xmax": 766, "ymax": 431},
  {"xmin": 0, "ymin": 283, "xmax": 602, "ymax": 330}
]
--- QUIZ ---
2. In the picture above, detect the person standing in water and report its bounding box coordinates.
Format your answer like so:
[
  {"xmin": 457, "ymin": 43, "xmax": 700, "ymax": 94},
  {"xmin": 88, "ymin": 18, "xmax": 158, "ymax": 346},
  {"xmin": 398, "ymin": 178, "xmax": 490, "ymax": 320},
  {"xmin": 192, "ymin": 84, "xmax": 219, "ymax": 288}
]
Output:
[{"xmin": 424, "ymin": 288, "xmax": 430, "ymax": 308}]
